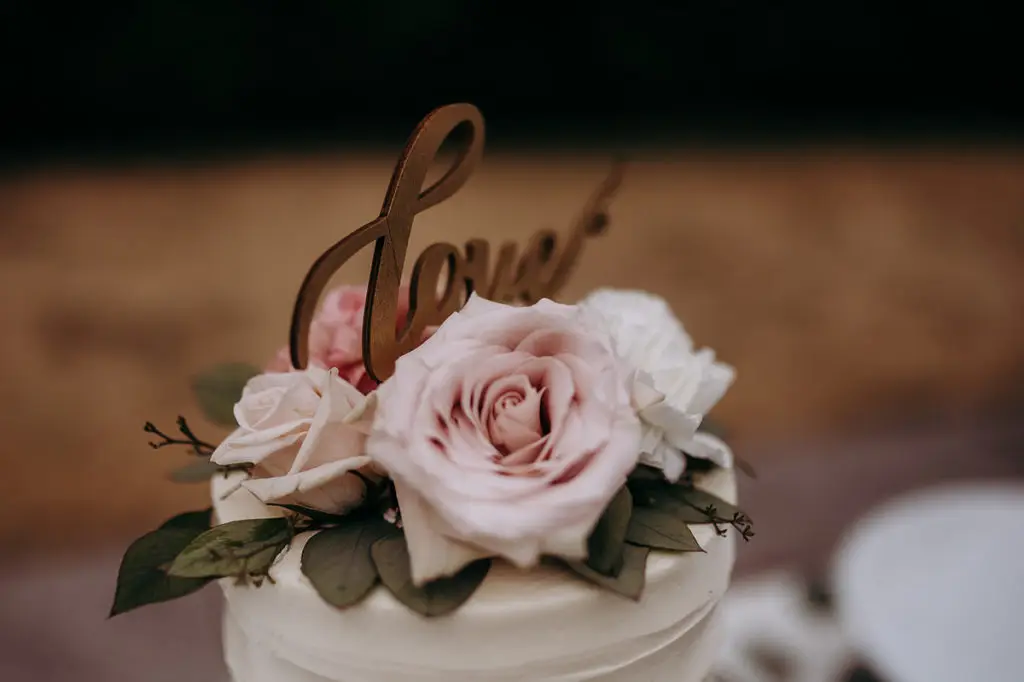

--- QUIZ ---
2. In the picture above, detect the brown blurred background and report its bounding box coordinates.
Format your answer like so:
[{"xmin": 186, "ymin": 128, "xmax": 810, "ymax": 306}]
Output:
[
  {"xmin": 3, "ymin": 150, "xmax": 1022, "ymax": 557},
  {"xmin": 1, "ymin": 2, "xmax": 1022, "ymax": 560}
]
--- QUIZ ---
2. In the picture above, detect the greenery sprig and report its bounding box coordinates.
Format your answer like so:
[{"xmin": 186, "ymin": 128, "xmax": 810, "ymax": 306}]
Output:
[
  {"xmin": 145, "ymin": 416, "xmax": 216, "ymax": 456},
  {"xmin": 702, "ymin": 506, "xmax": 755, "ymax": 541},
  {"xmin": 144, "ymin": 416, "xmax": 252, "ymax": 483}
]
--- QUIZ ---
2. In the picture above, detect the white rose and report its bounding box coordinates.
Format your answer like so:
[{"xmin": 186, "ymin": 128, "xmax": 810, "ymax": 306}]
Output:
[
  {"xmin": 212, "ymin": 366, "xmax": 376, "ymax": 513},
  {"xmin": 579, "ymin": 289, "xmax": 735, "ymax": 481}
]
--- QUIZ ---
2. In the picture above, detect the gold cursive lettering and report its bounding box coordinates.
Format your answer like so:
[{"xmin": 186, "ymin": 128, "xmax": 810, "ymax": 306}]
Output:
[{"xmin": 288, "ymin": 103, "xmax": 623, "ymax": 382}]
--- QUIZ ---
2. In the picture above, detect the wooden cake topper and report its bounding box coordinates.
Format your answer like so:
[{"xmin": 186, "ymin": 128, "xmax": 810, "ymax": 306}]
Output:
[{"xmin": 288, "ymin": 103, "xmax": 624, "ymax": 382}]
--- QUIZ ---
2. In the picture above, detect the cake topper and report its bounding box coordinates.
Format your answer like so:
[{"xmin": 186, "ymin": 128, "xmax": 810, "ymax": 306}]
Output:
[{"xmin": 287, "ymin": 103, "xmax": 625, "ymax": 382}]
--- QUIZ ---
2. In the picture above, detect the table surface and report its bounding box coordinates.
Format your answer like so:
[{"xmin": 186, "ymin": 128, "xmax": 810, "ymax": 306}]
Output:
[{"xmin": 2, "ymin": 418, "xmax": 1020, "ymax": 682}]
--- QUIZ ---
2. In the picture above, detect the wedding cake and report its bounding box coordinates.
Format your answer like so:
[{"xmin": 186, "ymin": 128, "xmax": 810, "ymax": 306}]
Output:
[{"xmin": 111, "ymin": 104, "xmax": 752, "ymax": 682}]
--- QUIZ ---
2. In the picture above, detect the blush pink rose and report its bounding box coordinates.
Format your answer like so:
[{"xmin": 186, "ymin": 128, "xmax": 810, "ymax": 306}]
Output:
[
  {"xmin": 366, "ymin": 295, "xmax": 642, "ymax": 585},
  {"xmin": 267, "ymin": 285, "xmax": 412, "ymax": 394}
]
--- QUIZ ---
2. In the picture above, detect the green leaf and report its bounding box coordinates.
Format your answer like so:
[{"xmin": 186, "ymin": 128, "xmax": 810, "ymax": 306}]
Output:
[
  {"xmin": 566, "ymin": 544, "xmax": 649, "ymax": 601},
  {"xmin": 626, "ymin": 468, "xmax": 670, "ymax": 505},
  {"xmin": 625, "ymin": 505, "xmax": 703, "ymax": 552},
  {"xmin": 301, "ymin": 519, "xmax": 394, "ymax": 609},
  {"xmin": 160, "ymin": 508, "xmax": 213, "ymax": 530},
  {"xmin": 627, "ymin": 464, "xmax": 665, "ymax": 484},
  {"xmin": 110, "ymin": 509, "xmax": 214, "ymax": 617},
  {"xmin": 681, "ymin": 455, "xmax": 716, "ymax": 474},
  {"xmin": 168, "ymin": 517, "xmax": 292, "ymax": 579},
  {"xmin": 666, "ymin": 487, "xmax": 744, "ymax": 523},
  {"xmin": 586, "ymin": 486, "xmax": 632, "ymax": 575},
  {"xmin": 191, "ymin": 363, "xmax": 260, "ymax": 427},
  {"xmin": 631, "ymin": 479, "xmax": 746, "ymax": 525},
  {"xmin": 371, "ymin": 534, "xmax": 491, "ymax": 617},
  {"xmin": 168, "ymin": 458, "xmax": 221, "ymax": 484},
  {"xmin": 269, "ymin": 503, "xmax": 350, "ymax": 526}
]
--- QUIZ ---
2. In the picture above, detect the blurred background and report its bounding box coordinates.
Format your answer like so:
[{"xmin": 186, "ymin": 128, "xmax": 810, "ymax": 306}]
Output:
[{"xmin": 1, "ymin": 3, "xmax": 1022, "ymax": 680}]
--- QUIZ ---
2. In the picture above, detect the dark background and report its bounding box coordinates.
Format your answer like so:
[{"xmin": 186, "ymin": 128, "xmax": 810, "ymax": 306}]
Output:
[{"xmin": 2, "ymin": 1, "xmax": 1021, "ymax": 165}]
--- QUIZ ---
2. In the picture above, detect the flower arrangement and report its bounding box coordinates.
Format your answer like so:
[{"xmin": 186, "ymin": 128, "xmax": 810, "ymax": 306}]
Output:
[
  {"xmin": 111, "ymin": 102, "xmax": 753, "ymax": 620},
  {"xmin": 112, "ymin": 285, "xmax": 752, "ymax": 619}
]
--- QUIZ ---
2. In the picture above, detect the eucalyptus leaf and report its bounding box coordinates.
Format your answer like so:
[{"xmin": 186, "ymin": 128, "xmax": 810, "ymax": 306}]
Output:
[
  {"xmin": 269, "ymin": 503, "xmax": 350, "ymax": 526},
  {"xmin": 626, "ymin": 469, "xmax": 672, "ymax": 507},
  {"xmin": 110, "ymin": 509, "xmax": 214, "ymax": 617},
  {"xmin": 625, "ymin": 505, "xmax": 703, "ymax": 552},
  {"xmin": 168, "ymin": 517, "xmax": 292, "ymax": 579},
  {"xmin": 627, "ymin": 465, "xmax": 665, "ymax": 484},
  {"xmin": 302, "ymin": 520, "xmax": 394, "ymax": 608},
  {"xmin": 682, "ymin": 455, "xmax": 716, "ymax": 474},
  {"xmin": 245, "ymin": 544, "xmax": 288, "ymax": 579},
  {"xmin": 632, "ymin": 479, "xmax": 745, "ymax": 524},
  {"xmin": 160, "ymin": 508, "xmax": 213, "ymax": 530},
  {"xmin": 168, "ymin": 458, "xmax": 221, "ymax": 484},
  {"xmin": 566, "ymin": 544, "xmax": 649, "ymax": 601},
  {"xmin": 666, "ymin": 487, "xmax": 744, "ymax": 523},
  {"xmin": 371, "ymin": 534, "xmax": 490, "ymax": 617},
  {"xmin": 191, "ymin": 363, "xmax": 260, "ymax": 427},
  {"xmin": 586, "ymin": 486, "xmax": 632, "ymax": 576}
]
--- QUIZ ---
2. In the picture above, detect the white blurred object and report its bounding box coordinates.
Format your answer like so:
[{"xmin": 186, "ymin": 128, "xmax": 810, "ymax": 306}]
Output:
[
  {"xmin": 711, "ymin": 572, "xmax": 854, "ymax": 682},
  {"xmin": 833, "ymin": 482, "xmax": 1024, "ymax": 682}
]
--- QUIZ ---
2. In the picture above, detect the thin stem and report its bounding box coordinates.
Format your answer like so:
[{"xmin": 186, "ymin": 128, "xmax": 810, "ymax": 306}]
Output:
[
  {"xmin": 176, "ymin": 416, "xmax": 217, "ymax": 453},
  {"xmin": 144, "ymin": 417, "xmax": 217, "ymax": 456}
]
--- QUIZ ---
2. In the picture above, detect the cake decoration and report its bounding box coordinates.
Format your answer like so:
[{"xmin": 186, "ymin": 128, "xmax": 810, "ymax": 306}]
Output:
[{"xmin": 111, "ymin": 104, "xmax": 752, "ymax": 623}]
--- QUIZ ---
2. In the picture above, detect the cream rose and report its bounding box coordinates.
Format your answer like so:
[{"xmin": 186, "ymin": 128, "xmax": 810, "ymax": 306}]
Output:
[
  {"xmin": 212, "ymin": 366, "xmax": 376, "ymax": 514},
  {"xmin": 367, "ymin": 295, "xmax": 642, "ymax": 585},
  {"xmin": 579, "ymin": 289, "xmax": 735, "ymax": 482}
]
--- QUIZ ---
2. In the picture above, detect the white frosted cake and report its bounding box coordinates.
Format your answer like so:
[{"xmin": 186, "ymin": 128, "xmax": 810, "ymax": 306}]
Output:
[
  {"xmin": 214, "ymin": 466, "xmax": 737, "ymax": 682},
  {"xmin": 205, "ymin": 287, "xmax": 744, "ymax": 682},
  {"xmin": 110, "ymin": 104, "xmax": 752, "ymax": 682}
]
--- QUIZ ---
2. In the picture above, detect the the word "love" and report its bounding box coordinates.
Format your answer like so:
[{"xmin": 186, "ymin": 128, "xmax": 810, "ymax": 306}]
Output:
[{"xmin": 288, "ymin": 103, "xmax": 623, "ymax": 382}]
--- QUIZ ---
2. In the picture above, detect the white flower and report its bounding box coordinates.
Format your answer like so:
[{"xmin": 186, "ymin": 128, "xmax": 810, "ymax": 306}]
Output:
[
  {"xmin": 212, "ymin": 366, "xmax": 377, "ymax": 513},
  {"xmin": 579, "ymin": 289, "xmax": 735, "ymax": 481}
]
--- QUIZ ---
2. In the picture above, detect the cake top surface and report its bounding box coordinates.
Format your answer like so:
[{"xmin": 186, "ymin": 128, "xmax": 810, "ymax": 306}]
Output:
[{"xmin": 111, "ymin": 103, "xmax": 752, "ymax": 623}]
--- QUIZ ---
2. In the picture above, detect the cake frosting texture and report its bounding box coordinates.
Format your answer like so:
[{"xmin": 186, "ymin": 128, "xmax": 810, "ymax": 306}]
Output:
[{"xmin": 214, "ymin": 466, "xmax": 736, "ymax": 682}]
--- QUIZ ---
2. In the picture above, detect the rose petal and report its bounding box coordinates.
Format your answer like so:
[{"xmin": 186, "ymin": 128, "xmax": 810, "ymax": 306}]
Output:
[
  {"xmin": 289, "ymin": 369, "xmax": 366, "ymax": 473},
  {"xmin": 243, "ymin": 456, "xmax": 372, "ymax": 513},
  {"xmin": 484, "ymin": 375, "xmax": 544, "ymax": 452},
  {"xmin": 679, "ymin": 431, "xmax": 733, "ymax": 469},
  {"xmin": 393, "ymin": 480, "xmax": 490, "ymax": 585},
  {"xmin": 499, "ymin": 436, "xmax": 549, "ymax": 468},
  {"xmin": 216, "ymin": 365, "xmax": 377, "ymax": 514},
  {"xmin": 687, "ymin": 350, "xmax": 735, "ymax": 414},
  {"xmin": 638, "ymin": 442, "xmax": 687, "ymax": 482},
  {"xmin": 212, "ymin": 429, "xmax": 305, "ymax": 467}
]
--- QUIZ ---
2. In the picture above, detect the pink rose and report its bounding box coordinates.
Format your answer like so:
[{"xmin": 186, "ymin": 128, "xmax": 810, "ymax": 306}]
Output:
[
  {"xmin": 367, "ymin": 295, "xmax": 641, "ymax": 584},
  {"xmin": 267, "ymin": 285, "xmax": 412, "ymax": 394}
]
